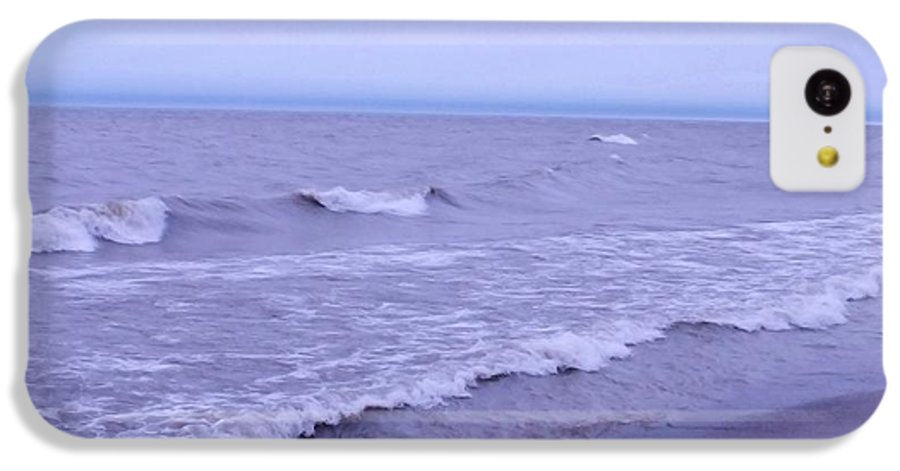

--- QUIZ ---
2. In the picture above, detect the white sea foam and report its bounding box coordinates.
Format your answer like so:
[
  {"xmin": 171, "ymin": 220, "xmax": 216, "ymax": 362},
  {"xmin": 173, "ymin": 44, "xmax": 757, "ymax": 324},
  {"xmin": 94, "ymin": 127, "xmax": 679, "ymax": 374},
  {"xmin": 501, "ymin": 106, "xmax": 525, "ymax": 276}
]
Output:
[
  {"xmin": 140, "ymin": 330, "xmax": 667, "ymax": 437},
  {"xmin": 32, "ymin": 197, "xmax": 169, "ymax": 253},
  {"xmin": 31, "ymin": 213, "xmax": 882, "ymax": 437},
  {"xmin": 522, "ymin": 332, "xmax": 634, "ymax": 371},
  {"xmin": 726, "ymin": 266, "xmax": 883, "ymax": 331},
  {"xmin": 589, "ymin": 133, "xmax": 638, "ymax": 145},
  {"xmin": 107, "ymin": 333, "xmax": 650, "ymax": 437},
  {"xmin": 48, "ymin": 262, "xmax": 882, "ymax": 438},
  {"xmin": 297, "ymin": 186, "xmax": 430, "ymax": 216}
]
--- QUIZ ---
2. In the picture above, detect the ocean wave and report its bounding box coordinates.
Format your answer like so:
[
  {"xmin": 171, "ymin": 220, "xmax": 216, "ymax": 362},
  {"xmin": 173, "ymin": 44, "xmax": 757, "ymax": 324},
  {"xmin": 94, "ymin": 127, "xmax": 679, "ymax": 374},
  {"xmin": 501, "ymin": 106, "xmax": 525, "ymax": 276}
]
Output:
[
  {"xmin": 31, "ymin": 211, "xmax": 881, "ymax": 437},
  {"xmin": 32, "ymin": 186, "xmax": 458, "ymax": 253},
  {"xmin": 295, "ymin": 186, "xmax": 448, "ymax": 216},
  {"xmin": 114, "ymin": 268, "xmax": 881, "ymax": 438},
  {"xmin": 86, "ymin": 263, "xmax": 881, "ymax": 438},
  {"xmin": 725, "ymin": 266, "xmax": 882, "ymax": 331},
  {"xmin": 32, "ymin": 197, "xmax": 169, "ymax": 253},
  {"xmin": 110, "ymin": 326, "xmax": 663, "ymax": 438},
  {"xmin": 589, "ymin": 133, "xmax": 638, "ymax": 145}
]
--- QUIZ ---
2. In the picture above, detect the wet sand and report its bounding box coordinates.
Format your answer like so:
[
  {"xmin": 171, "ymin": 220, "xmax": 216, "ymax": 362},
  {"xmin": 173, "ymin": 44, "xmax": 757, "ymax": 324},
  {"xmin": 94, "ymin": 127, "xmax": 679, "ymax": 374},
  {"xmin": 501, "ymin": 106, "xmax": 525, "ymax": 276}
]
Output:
[{"xmin": 315, "ymin": 298, "xmax": 884, "ymax": 438}]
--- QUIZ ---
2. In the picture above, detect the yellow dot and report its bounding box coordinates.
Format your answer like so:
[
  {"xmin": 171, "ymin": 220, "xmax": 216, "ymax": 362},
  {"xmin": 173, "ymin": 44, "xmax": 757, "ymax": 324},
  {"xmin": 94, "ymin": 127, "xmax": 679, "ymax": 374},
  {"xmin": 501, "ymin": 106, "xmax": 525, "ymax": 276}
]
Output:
[{"xmin": 817, "ymin": 146, "xmax": 839, "ymax": 168}]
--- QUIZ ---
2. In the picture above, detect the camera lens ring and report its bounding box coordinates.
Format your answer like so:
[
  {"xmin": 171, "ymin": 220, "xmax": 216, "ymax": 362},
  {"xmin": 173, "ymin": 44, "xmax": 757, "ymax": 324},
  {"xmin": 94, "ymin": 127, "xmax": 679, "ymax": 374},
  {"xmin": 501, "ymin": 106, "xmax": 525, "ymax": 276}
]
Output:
[{"xmin": 805, "ymin": 69, "xmax": 851, "ymax": 116}]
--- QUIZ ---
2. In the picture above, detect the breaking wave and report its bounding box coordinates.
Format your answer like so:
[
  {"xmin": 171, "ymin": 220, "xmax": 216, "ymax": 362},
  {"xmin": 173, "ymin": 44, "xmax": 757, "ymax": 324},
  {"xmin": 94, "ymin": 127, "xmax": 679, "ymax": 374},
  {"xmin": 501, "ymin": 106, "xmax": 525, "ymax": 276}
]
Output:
[
  {"xmin": 722, "ymin": 266, "xmax": 882, "ymax": 331},
  {"xmin": 32, "ymin": 197, "xmax": 169, "ymax": 253},
  {"xmin": 295, "ymin": 186, "xmax": 452, "ymax": 216},
  {"xmin": 589, "ymin": 133, "xmax": 638, "ymax": 145},
  {"xmin": 105, "ymin": 263, "xmax": 881, "ymax": 438},
  {"xmin": 38, "ymin": 214, "xmax": 881, "ymax": 437},
  {"xmin": 31, "ymin": 186, "xmax": 458, "ymax": 253}
]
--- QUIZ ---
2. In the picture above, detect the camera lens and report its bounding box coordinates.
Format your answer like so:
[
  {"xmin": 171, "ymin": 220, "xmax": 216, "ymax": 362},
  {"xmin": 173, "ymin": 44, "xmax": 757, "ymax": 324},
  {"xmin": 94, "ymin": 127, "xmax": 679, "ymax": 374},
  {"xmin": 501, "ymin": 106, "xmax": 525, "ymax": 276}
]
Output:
[{"xmin": 805, "ymin": 69, "xmax": 851, "ymax": 116}]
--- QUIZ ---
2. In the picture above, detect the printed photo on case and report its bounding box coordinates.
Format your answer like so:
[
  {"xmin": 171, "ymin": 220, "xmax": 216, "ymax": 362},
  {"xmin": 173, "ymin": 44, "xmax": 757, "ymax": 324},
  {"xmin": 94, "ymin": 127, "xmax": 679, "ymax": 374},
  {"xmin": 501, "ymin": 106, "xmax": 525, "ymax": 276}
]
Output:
[{"xmin": 26, "ymin": 21, "xmax": 884, "ymax": 438}]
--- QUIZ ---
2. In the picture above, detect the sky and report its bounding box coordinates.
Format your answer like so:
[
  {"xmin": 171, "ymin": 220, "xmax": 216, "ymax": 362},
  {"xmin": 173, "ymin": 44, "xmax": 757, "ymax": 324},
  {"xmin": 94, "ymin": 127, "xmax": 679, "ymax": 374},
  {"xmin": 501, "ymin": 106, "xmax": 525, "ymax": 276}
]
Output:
[{"xmin": 26, "ymin": 21, "xmax": 885, "ymax": 120}]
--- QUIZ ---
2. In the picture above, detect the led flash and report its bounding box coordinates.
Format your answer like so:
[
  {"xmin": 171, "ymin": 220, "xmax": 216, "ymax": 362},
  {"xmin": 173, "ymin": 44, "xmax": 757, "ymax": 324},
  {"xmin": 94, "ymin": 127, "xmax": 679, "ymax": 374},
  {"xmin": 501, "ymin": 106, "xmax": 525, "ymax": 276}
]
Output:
[{"xmin": 817, "ymin": 146, "xmax": 839, "ymax": 168}]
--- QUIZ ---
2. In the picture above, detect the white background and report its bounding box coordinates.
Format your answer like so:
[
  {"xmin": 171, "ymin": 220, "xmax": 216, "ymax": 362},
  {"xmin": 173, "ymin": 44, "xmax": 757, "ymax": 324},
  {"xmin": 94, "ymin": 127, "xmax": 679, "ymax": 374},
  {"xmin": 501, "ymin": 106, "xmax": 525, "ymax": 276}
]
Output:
[{"xmin": 2, "ymin": 0, "xmax": 896, "ymax": 468}]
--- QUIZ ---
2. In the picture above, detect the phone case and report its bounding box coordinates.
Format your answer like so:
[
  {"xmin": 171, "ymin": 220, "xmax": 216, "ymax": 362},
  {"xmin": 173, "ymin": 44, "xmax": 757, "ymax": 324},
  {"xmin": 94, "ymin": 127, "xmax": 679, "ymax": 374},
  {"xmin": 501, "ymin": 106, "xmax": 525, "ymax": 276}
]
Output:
[{"xmin": 26, "ymin": 21, "xmax": 885, "ymax": 439}]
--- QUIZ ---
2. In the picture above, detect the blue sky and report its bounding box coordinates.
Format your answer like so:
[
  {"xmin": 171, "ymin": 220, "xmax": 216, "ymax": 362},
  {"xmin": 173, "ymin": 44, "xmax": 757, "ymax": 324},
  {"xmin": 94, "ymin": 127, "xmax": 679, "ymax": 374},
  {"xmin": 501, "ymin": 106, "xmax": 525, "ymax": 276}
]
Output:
[{"xmin": 27, "ymin": 21, "xmax": 884, "ymax": 120}]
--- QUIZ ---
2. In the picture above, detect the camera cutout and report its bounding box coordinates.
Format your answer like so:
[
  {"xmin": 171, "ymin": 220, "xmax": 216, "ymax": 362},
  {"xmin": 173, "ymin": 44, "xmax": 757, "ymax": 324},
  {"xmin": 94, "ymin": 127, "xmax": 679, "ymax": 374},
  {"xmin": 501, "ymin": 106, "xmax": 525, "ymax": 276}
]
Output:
[
  {"xmin": 805, "ymin": 69, "xmax": 851, "ymax": 116},
  {"xmin": 770, "ymin": 47, "xmax": 865, "ymax": 191}
]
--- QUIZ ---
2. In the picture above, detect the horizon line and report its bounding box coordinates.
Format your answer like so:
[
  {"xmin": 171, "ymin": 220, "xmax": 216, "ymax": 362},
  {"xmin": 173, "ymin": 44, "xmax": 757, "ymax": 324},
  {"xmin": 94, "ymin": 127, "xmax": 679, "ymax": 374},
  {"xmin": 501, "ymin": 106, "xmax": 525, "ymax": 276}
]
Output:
[
  {"xmin": 28, "ymin": 102, "xmax": 885, "ymax": 125},
  {"xmin": 28, "ymin": 101, "xmax": 777, "ymax": 124}
]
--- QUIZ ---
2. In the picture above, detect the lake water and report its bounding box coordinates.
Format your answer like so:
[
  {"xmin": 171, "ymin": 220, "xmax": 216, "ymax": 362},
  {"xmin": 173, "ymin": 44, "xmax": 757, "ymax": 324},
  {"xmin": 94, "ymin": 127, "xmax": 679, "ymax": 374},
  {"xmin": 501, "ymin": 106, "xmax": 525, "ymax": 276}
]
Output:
[{"xmin": 27, "ymin": 107, "xmax": 882, "ymax": 437}]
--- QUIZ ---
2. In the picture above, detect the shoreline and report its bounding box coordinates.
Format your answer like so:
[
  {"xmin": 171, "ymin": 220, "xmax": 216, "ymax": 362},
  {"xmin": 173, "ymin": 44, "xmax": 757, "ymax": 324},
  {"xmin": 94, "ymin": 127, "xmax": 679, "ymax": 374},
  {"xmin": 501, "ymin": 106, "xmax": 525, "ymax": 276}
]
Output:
[
  {"xmin": 312, "ymin": 390, "xmax": 885, "ymax": 439},
  {"xmin": 313, "ymin": 298, "xmax": 884, "ymax": 438}
]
